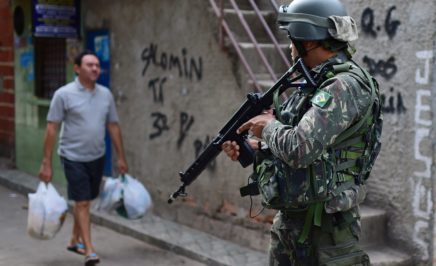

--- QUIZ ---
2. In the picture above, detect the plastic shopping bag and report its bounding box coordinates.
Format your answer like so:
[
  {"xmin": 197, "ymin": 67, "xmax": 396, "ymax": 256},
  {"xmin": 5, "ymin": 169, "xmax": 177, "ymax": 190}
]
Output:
[
  {"xmin": 116, "ymin": 174, "xmax": 152, "ymax": 219},
  {"xmin": 27, "ymin": 182, "xmax": 68, "ymax": 240},
  {"xmin": 93, "ymin": 177, "xmax": 123, "ymax": 211}
]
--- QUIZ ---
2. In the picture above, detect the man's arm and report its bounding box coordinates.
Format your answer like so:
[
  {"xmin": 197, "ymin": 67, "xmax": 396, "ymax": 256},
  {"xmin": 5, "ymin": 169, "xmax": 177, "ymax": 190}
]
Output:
[
  {"xmin": 39, "ymin": 122, "xmax": 59, "ymax": 183},
  {"xmin": 107, "ymin": 122, "xmax": 128, "ymax": 174}
]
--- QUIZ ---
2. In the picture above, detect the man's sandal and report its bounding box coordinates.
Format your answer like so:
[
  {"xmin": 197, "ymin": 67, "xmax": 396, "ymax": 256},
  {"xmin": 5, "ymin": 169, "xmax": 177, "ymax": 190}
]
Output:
[
  {"xmin": 66, "ymin": 243, "xmax": 85, "ymax": 255},
  {"xmin": 84, "ymin": 253, "xmax": 100, "ymax": 266}
]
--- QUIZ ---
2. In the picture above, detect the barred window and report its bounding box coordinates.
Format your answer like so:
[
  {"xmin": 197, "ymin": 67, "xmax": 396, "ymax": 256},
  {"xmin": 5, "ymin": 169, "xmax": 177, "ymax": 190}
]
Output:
[{"xmin": 34, "ymin": 37, "xmax": 66, "ymax": 99}]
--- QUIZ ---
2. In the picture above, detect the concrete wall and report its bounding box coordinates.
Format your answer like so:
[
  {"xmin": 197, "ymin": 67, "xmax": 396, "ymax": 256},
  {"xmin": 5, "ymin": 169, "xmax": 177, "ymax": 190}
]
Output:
[
  {"xmin": 84, "ymin": 0, "xmax": 436, "ymax": 263},
  {"xmin": 84, "ymin": 0, "xmax": 274, "ymax": 251},
  {"xmin": 344, "ymin": 0, "xmax": 435, "ymax": 263}
]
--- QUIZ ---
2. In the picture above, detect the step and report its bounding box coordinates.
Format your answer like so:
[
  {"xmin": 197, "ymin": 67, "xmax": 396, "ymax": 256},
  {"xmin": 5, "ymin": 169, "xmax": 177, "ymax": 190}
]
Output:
[
  {"xmin": 237, "ymin": 42, "xmax": 290, "ymax": 74},
  {"xmin": 360, "ymin": 205, "xmax": 387, "ymax": 247},
  {"xmin": 246, "ymin": 71, "xmax": 299, "ymax": 95},
  {"xmin": 221, "ymin": 8, "xmax": 277, "ymax": 42},
  {"xmin": 221, "ymin": 0, "xmax": 256, "ymax": 10},
  {"xmin": 219, "ymin": 2, "xmax": 294, "ymax": 43},
  {"xmin": 221, "ymin": 0, "xmax": 277, "ymax": 11},
  {"xmin": 366, "ymin": 245, "xmax": 412, "ymax": 266},
  {"xmin": 0, "ymin": 166, "xmax": 412, "ymax": 266},
  {"xmin": 247, "ymin": 76, "xmax": 283, "ymax": 92},
  {"xmin": 248, "ymin": 78, "xmax": 275, "ymax": 92},
  {"xmin": 0, "ymin": 168, "xmax": 268, "ymax": 266}
]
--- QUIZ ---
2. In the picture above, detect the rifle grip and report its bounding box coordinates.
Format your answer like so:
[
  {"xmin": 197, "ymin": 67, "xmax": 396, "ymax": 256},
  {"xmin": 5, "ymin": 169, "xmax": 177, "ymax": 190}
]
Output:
[{"xmin": 238, "ymin": 139, "xmax": 254, "ymax": 167}]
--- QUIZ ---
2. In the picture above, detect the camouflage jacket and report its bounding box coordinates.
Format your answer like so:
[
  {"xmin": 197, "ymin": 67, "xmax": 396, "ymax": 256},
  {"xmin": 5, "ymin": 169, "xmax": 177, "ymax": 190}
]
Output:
[
  {"xmin": 253, "ymin": 53, "xmax": 380, "ymax": 211},
  {"xmin": 262, "ymin": 55, "xmax": 372, "ymax": 169}
]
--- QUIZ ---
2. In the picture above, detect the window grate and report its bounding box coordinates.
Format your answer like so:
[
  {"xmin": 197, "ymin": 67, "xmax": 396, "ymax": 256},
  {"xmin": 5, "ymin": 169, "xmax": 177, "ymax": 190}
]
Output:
[{"xmin": 34, "ymin": 37, "xmax": 66, "ymax": 99}]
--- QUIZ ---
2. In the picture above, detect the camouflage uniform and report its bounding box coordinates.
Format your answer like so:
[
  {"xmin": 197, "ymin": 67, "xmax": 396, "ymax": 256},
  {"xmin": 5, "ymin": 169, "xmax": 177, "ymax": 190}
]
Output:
[
  {"xmin": 244, "ymin": 0, "xmax": 382, "ymax": 264},
  {"xmin": 260, "ymin": 54, "xmax": 375, "ymax": 265}
]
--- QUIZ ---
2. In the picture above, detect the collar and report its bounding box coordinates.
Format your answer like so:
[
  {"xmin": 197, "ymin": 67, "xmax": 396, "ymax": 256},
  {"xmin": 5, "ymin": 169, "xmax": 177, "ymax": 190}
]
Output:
[
  {"xmin": 311, "ymin": 52, "xmax": 348, "ymax": 75},
  {"xmin": 75, "ymin": 77, "xmax": 97, "ymax": 93},
  {"xmin": 310, "ymin": 52, "xmax": 349, "ymax": 84}
]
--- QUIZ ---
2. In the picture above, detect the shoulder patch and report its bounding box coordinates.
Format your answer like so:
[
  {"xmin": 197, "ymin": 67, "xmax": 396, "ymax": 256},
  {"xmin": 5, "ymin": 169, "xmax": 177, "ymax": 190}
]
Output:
[{"xmin": 311, "ymin": 90, "xmax": 332, "ymax": 108}]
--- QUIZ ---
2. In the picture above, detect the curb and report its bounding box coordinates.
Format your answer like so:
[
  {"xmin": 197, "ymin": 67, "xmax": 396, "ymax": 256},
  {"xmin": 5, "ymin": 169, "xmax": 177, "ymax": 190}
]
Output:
[{"xmin": 0, "ymin": 168, "xmax": 267, "ymax": 266}]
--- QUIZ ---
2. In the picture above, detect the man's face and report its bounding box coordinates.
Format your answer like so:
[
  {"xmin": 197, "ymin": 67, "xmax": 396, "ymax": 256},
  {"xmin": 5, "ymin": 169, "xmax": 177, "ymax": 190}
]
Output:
[{"xmin": 75, "ymin": 54, "xmax": 101, "ymax": 83}]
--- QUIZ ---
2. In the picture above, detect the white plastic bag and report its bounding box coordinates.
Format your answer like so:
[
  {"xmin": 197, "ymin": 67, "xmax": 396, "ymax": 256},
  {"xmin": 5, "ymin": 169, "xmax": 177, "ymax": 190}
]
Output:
[
  {"xmin": 27, "ymin": 182, "xmax": 68, "ymax": 240},
  {"xmin": 119, "ymin": 174, "xmax": 152, "ymax": 219},
  {"xmin": 93, "ymin": 177, "xmax": 123, "ymax": 211}
]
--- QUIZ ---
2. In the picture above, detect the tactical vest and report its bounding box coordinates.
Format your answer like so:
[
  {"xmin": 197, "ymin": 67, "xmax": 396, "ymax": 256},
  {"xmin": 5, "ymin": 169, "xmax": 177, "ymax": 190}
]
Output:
[{"xmin": 249, "ymin": 61, "xmax": 382, "ymax": 215}]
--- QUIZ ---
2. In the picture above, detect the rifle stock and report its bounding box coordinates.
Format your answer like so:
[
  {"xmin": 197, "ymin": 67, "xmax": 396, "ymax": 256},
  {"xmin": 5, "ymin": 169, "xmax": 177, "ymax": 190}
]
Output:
[{"xmin": 168, "ymin": 59, "xmax": 316, "ymax": 204}]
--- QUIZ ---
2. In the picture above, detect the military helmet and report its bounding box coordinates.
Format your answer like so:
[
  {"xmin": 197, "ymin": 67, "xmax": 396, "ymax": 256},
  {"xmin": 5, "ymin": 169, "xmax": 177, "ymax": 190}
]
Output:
[{"xmin": 278, "ymin": 0, "xmax": 349, "ymax": 41}]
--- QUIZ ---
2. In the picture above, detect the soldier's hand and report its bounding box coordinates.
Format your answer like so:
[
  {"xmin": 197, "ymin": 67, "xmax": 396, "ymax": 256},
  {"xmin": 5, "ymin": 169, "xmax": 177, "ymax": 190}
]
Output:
[
  {"xmin": 38, "ymin": 161, "xmax": 52, "ymax": 183},
  {"xmin": 247, "ymin": 138, "xmax": 260, "ymax": 150},
  {"xmin": 237, "ymin": 112, "xmax": 275, "ymax": 138},
  {"xmin": 222, "ymin": 139, "xmax": 259, "ymax": 161},
  {"xmin": 222, "ymin": 141, "xmax": 240, "ymax": 161}
]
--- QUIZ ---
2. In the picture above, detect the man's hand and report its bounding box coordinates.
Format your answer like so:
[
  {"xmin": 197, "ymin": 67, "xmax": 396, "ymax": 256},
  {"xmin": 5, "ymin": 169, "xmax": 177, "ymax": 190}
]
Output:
[
  {"xmin": 117, "ymin": 158, "xmax": 128, "ymax": 174},
  {"xmin": 38, "ymin": 161, "xmax": 52, "ymax": 183},
  {"xmin": 222, "ymin": 141, "xmax": 240, "ymax": 161},
  {"xmin": 222, "ymin": 139, "xmax": 259, "ymax": 161},
  {"xmin": 222, "ymin": 110, "xmax": 274, "ymax": 161},
  {"xmin": 107, "ymin": 123, "xmax": 129, "ymax": 175},
  {"xmin": 39, "ymin": 122, "xmax": 59, "ymax": 183},
  {"xmin": 237, "ymin": 111, "xmax": 275, "ymax": 138}
]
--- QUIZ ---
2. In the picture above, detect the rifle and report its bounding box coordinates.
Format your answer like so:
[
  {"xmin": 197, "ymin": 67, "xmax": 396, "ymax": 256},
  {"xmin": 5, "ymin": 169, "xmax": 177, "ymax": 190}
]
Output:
[{"xmin": 168, "ymin": 59, "xmax": 317, "ymax": 203}]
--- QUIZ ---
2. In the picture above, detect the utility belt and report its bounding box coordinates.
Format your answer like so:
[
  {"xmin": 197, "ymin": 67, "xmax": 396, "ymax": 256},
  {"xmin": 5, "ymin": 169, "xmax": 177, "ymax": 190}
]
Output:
[
  {"xmin": 240, "ymin": 164, "xmax": 366, "ymax": 214},
  {"xmin": 239, "ymin": 147, "xmax": 365, "ymax": 209},
  {"xmin": 280, "ymin": 206, "xmax": 358, "ymax": 230}
]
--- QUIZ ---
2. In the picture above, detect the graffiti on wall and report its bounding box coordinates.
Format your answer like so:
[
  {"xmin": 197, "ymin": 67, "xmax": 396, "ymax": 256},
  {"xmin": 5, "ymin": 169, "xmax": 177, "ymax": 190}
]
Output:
[
  {"xmin": 360, "ymin": 6, "xmax": 405, "ymax": 115},
  {"xmin": 149, "ymin": 112, "xmax": 170, "ymax": 139},
  {"xmin": 410, "ymin": 50, "xmax": 433, "ymax": 260},
  {"xmin": 177, "ymin": 112, "xmax": 195, "ymax": 149},
  {"xmin": 361, "ymin": 5, "xmax": 433, "ymax": 260},
  {"xmin": 194, "ymin": 135, "xmax": 217, "ymax": 171},
  {"xmin": 141, "ymin": 43, "xmax": 216, "ymax": 169},
  {"xmin": 380, "ymin": 87, "xmax": 407, "ymax": 114},
  {"xmin": 141, "ymin": 42, "xmax": 202, "ymax": 81},
  {"xmin": 361, "ymin": 6, "xmax": 401, "ymax": 39},
  {"xmin": 362, "ymin": 56, "xmax": 397, "ymax": 80},
  {"xmin": 148, "ymin": 77, "xmax": 167, "ymax": 104}
]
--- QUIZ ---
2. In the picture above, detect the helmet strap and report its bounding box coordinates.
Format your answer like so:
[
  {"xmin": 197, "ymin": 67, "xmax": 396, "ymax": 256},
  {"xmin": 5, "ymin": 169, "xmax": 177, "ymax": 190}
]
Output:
[
  {"xmin": 305, "ymin": 42, "xmax": 322, "ymax": 53},
  {"xmin": 291, "ymin": 38, "xmax": 307, "ymax": 57},
  {"xmin": 292, "ymin": 39, "xmax": 322, "ymax": 60}
]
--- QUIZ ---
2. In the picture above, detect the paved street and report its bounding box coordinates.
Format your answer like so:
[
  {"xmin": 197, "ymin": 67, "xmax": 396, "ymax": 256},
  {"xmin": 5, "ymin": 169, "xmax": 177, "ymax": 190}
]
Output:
[{"xmin": 0, "ymin": 185, "xmax": 206, "ymax": 266}]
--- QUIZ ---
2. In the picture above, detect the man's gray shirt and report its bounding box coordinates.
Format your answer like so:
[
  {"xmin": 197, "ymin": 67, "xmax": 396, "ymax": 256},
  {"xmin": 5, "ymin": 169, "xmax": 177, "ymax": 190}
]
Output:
[{"xmin": 47, "ymin": 78, "xmax": 119, "ymax": 162}]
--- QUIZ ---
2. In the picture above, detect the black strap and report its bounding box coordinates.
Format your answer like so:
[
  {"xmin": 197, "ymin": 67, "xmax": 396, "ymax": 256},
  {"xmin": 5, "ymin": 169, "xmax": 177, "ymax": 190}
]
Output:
[{"xmin": 239, "ymin": 182, "xmax": 259, "ymax": 197}]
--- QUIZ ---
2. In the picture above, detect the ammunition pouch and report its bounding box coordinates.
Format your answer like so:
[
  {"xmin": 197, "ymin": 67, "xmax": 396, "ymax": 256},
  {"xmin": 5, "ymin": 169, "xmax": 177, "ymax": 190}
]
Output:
[{"xmin": 245, "ymin": 149, "xmax": 335, "ymax": 210}]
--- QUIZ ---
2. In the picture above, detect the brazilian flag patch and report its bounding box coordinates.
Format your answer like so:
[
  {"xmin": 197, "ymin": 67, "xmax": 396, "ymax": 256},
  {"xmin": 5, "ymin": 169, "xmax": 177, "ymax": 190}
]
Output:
[{"xmin": 311, "ymin": 90, "xmax": 332, "ymax": 108}]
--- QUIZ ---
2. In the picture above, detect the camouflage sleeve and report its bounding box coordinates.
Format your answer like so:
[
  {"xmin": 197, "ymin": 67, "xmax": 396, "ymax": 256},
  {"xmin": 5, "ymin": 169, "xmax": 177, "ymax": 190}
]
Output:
[{"xmin": 262, "ymin": 75, "xmax": 371, "ymax": 168}]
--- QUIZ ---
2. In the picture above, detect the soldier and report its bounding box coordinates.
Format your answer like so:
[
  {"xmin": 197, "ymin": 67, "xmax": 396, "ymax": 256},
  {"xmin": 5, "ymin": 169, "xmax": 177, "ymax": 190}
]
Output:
[{"xmin": 222, "ymin": 0, "xmax": 382, "ymax": 265}]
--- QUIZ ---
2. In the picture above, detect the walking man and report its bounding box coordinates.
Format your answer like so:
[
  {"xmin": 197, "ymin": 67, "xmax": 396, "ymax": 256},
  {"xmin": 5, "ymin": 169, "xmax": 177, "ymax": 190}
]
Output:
[{"xmin": 39, "ymin": 50, "xmax": 128, "ymax": 266}]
